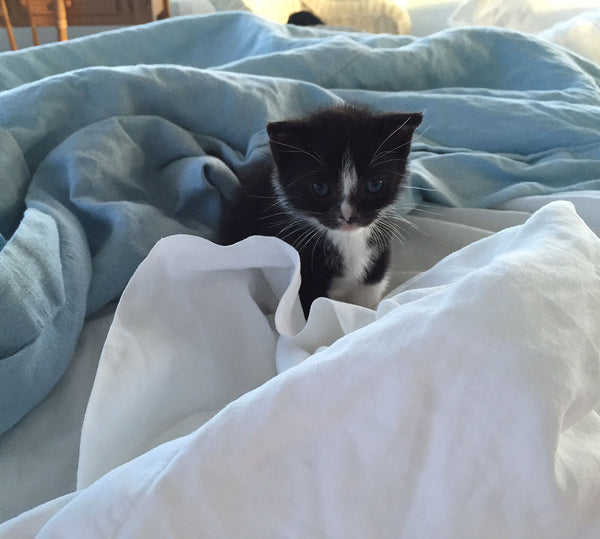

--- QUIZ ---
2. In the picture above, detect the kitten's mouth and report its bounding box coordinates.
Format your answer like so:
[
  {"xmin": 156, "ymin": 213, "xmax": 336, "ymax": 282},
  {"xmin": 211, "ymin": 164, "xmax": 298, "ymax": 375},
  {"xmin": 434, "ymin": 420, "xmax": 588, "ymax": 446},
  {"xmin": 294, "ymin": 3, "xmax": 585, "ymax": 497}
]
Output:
[{"xmin": 332, "ymin": 220, "xmax": 363, "ymax": 232}]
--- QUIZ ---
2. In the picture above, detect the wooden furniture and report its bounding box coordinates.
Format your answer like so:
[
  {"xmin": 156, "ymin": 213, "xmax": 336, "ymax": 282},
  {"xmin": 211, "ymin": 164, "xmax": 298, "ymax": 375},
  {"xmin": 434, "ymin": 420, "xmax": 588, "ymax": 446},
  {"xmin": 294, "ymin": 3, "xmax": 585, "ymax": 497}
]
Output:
[{"xmin": 1, "ymin": 0, "xmax": 170, "ymax": 49}]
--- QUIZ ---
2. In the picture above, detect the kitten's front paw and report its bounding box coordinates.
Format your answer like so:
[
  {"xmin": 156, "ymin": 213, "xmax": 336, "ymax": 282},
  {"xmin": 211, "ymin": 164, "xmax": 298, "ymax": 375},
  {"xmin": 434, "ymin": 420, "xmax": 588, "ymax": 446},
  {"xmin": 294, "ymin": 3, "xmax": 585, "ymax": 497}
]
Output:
[{"xmin": 330, "ymin": 280, "xmax": 387, "ymax": 310}]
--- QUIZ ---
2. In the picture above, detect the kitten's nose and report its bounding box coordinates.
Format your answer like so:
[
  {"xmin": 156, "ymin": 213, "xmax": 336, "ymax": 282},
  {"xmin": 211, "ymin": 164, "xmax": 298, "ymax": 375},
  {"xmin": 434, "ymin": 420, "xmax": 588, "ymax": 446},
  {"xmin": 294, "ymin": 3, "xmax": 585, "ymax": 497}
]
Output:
[{"xmin": 340, "ymin": 201, "xmax": 353, "ymax": 222}]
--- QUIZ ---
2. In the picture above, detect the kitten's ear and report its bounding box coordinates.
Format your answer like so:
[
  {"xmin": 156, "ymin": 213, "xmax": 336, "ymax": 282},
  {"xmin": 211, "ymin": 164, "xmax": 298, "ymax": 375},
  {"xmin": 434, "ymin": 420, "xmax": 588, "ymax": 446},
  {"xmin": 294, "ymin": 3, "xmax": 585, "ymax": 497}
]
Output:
[
  {"xmin": 371, "ymin": 111, "xmax": 424, "ymax": 163},
  {"xmin": 267, "ymin": 120, "xmax": 309, "ymax": 146},
  {"xmin": 267, "ymin": 120, "xmax": 311, "ymax": 166},
  {"xmin": 377, "ymin": 112, "xmax": 424, "ymax": 135}
]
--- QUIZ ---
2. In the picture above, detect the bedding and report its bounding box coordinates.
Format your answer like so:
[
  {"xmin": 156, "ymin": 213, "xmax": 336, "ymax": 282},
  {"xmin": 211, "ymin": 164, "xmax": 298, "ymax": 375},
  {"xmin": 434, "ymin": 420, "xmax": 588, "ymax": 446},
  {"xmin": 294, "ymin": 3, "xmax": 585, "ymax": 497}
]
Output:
[
  {"xmin": 449, "ymin": 0, "xmax": 600, "ymax": 64},
  {"xmin": 449, "ymin": 0, "xmax": 599, "ymax": 33},
  {"xmin": 0, "ymin": 10, "xmax": 600, "ymax": 533},
  {"xmin": 537, "ymin": 10, "xmax": 600, "ymax": 65},
  {"xmin": 5, "ymin": 199, "xmax": 600, "ymax": 537}
]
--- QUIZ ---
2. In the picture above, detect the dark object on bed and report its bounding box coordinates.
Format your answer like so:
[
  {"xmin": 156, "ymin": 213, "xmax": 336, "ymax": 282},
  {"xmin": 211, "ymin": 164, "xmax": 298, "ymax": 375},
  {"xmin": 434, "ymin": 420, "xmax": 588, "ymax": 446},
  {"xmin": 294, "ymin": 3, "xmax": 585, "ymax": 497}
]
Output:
[{"xmin": 287, "ymin": 11, "xmax": 325, "ymax": 27}]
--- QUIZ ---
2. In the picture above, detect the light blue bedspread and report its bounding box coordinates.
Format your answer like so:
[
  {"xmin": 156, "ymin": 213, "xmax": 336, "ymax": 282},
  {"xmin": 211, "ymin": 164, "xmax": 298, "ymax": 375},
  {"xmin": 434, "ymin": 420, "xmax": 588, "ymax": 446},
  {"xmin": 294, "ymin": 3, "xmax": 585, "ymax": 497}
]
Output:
[{"xmin": 0, "ymin": 11, "xmax": 599, "ymax": 433}]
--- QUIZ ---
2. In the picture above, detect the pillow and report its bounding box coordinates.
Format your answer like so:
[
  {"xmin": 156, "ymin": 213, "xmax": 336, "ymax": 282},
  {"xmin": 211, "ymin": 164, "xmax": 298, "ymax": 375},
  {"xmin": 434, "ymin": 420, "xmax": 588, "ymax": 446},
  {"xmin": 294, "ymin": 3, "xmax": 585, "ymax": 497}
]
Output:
[
  {"xmin": 304, "ymin": 0, "xmax": 411, "ymax": 34},
  {"xmin": 449, "ymin": 0, "xmax": 600, "ymax": 33},
  {"xmin": 538, "ymin": 10, "xmax": 600, "ymax": 64},
  {"xmin": 241, "ymin": 0, "xmax": 303, "ymax": 23},
  {"xmin": 170, "ymin": 0, "xmax": 216, "ymax": 16},
  {"xmin": 235, "ymin": 0, "xmax": 412, "ymax": 34}
]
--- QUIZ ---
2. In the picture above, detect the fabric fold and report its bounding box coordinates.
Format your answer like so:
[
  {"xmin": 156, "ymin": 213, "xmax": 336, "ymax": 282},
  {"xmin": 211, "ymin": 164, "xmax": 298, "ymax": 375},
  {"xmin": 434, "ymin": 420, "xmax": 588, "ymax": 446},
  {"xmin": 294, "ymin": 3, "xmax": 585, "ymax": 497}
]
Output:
[
  {"xmin": 4, "ymin": 200, "xmax": 597, "ymax": 538},
  {"xmin": 1, "ymin": 10, "xmax": 599, "ymax": 435}
]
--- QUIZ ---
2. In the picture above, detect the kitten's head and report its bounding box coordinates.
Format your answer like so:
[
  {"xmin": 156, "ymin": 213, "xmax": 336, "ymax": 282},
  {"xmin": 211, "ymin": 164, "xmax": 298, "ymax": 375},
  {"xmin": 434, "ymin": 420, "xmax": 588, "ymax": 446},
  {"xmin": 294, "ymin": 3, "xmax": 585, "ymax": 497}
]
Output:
[{"xmin": 267, "ymin": 105, "xmax": 423, "ymax": 231}]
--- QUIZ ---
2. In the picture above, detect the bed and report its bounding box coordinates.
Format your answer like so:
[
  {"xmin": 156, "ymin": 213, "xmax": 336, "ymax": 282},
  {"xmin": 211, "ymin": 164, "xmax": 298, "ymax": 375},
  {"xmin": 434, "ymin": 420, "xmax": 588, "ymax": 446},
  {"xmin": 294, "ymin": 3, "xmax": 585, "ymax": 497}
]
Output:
[{"xmin": 0, "ymin": 7, "xmax": 599, "ymax": 537}]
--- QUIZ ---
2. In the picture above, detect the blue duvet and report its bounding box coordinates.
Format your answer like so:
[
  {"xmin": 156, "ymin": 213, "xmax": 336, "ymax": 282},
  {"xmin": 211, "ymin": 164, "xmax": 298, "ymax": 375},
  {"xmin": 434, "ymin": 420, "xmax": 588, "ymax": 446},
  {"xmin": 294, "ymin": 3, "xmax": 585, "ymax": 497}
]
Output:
[{"xmin": 0, "ymin": 11, "xmax": 599, "ymax": 433}]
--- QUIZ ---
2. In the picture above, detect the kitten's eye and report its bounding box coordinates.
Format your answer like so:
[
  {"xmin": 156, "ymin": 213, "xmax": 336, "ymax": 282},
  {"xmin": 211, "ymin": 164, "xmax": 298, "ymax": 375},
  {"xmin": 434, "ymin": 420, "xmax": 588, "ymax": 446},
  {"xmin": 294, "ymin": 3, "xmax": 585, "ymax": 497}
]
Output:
[
  {"xmin": 312, "ymin": 182, "xmax": 331, "ymax": 196},
  {"xmin": 366, "ymin": 179, "xmax": 383, "ymax": 193}
]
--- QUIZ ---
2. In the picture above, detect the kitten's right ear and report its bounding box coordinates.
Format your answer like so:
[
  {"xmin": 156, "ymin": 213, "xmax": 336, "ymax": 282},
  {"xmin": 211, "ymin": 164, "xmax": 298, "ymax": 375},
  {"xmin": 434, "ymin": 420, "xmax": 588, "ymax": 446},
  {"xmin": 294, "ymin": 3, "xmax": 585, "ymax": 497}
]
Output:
[
  {"xmin": 267, "ymin": 121, "xmax": 312, "ymax": 166},
  {"xmin": 267, "ymin": 120, "xmax": 309, "ymax": 146},
  {"xmin": 267, "ymin": 120, "xmax": 292, "ymax": 140}
]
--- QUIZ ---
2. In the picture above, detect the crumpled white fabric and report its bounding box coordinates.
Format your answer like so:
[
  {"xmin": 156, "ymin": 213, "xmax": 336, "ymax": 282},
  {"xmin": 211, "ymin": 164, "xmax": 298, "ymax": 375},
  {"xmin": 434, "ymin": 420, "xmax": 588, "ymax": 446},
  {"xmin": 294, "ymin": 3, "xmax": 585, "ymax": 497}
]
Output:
[
  {"xmin": 3, "ymin": 200, "xmax": 600, "ymax": 538},
  {"xmin": 449, "ymin": 0, "xmax": 598, "ymax": 33},
  {"xmin": 539, "ymin": 9, "xmax": 600, "ymax": 65}
]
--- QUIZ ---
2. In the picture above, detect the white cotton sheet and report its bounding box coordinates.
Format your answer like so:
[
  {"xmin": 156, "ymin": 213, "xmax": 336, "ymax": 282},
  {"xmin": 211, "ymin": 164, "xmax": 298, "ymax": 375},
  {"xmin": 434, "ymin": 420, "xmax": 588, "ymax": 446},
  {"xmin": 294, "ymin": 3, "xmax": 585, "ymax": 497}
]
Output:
[
  {"xmin": 496, "ymin": 190, "xmax": 600, "ymax": 236},
  {"xmin": 0, "ymin": 203, "xmax": 529, "ymax": 523},
  {"xmin": 3, "ymin": 200, "xmax": 599, "ymax": 538},
  {"xmin": 537, "ymin": 10, "xmax": 600, "ymax": 64}
]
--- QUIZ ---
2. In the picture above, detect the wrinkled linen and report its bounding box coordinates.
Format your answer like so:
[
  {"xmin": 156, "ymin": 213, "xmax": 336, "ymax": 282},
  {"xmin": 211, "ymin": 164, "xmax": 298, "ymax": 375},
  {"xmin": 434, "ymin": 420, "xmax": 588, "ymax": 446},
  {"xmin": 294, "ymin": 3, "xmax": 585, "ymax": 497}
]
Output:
[
  {"xmin": 0, "ymin": 199, "xmax": 535, "ymax": 523},
  {"xmin": 3, "ymin": 201, "xmax": 599, "ymax": 537},
  {"xmin": 1, "ymin": 12, "xmax": 600, "ymax": 433}
]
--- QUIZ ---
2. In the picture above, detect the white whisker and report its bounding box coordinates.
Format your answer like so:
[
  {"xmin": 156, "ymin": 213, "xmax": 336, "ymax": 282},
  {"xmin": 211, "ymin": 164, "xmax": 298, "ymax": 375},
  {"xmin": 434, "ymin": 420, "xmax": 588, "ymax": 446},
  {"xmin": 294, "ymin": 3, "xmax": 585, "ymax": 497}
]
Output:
[
  {"xmin": 368, "ymin": 117, "xmax": 411, "ymax": 167},
  {"xmin": 401, "ymin": 185, "xmax": 440, "ymax": 192},
  {"xmin": 408, "ymin": 207, "xmax": 444, "ymax": 217},
  {"xmin": 408, "ymin": 125, "xmax": 432, "ymax": 146},
  {"xmin": 270, "ymin": 139, "xmax": 326, "ymax": 168}
]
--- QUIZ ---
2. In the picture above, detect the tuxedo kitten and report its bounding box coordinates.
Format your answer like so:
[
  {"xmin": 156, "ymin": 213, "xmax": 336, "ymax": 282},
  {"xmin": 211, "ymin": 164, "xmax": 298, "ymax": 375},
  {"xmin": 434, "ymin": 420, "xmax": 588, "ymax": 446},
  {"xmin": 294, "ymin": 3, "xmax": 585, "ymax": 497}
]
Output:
[{"xmin": 219, "ymin": 104, "xmax": 423, "ymax": 318}]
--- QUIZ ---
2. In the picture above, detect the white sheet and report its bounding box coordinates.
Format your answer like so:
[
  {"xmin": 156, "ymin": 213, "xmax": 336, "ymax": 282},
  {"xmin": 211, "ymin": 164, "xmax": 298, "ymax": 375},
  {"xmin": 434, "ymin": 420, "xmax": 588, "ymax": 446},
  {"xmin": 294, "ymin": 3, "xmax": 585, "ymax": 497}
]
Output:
[
  {"xmin": 3, "ymin": 200, "xmax": 600, "ymax": 537},
  {"xmin": 537, "ymin": 10, "xmax": 600, "ymax": 64},
  {"xmin": 449, "ymin": 0, "xmax": 599, "ymax": 33},
  {"xmin": 3, "ymin": 202, "xmax": 528, "ymax": 523}
]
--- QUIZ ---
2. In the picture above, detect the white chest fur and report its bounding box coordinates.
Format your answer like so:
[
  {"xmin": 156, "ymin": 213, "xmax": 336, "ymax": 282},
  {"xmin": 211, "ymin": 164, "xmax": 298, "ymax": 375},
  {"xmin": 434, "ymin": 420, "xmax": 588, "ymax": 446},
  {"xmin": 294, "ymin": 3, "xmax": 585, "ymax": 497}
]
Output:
[{"xmin": 325, "ymin": 226, "xmax": 388, "ymax": 310}]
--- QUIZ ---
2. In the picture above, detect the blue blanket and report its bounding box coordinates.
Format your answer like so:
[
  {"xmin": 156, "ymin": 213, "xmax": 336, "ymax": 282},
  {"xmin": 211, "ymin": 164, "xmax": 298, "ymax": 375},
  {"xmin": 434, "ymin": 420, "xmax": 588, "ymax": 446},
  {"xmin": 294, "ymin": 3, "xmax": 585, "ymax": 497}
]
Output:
[{"xmin": 1, "ymin": 12, "xmax": 599, "ymax": 433}]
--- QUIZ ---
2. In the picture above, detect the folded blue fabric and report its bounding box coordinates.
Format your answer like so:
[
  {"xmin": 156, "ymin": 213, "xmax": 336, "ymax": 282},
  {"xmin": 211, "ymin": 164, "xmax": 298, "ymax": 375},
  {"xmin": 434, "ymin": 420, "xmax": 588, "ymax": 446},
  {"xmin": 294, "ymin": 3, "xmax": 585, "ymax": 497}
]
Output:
[{"xmin": 0, "ymin": 12, "xmax": 599, "ymax": 433}]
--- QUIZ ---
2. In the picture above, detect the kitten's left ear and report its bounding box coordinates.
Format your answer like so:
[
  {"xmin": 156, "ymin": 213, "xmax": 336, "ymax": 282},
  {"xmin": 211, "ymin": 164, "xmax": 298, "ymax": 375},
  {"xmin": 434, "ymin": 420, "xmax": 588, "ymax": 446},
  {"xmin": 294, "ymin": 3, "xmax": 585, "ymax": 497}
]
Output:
[
  {"xmin": 371, "ymin": 112, "xmax": 424, "ymax": 165},
  {"xmin": 377, "ymin": 112, "xmax": 424, "ymax": 134}
]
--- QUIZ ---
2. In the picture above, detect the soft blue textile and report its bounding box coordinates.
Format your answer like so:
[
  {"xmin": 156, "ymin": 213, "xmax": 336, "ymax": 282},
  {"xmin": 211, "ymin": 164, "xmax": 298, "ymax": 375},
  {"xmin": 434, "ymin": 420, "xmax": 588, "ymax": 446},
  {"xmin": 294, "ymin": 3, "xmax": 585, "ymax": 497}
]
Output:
[{"xmin": 0, "ymin": 12, "xmax": 599, "ymax": 433}]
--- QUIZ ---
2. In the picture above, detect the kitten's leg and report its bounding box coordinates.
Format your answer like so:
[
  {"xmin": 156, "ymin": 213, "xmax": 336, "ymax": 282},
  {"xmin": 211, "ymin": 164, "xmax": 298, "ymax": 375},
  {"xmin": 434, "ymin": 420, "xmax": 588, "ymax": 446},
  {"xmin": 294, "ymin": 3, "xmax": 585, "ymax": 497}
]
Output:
[
  {"xmin": 348, "ymin": 247, "xmax": 390, "ymax": 309},
  {"xmin": 299, "ymin": 275, "xmax": 330, "ymax": 319},
  {"xmin": 325, "ymin": 248, "xmax": 390, "ymax": 310},
  {"xmin": 364, "ymin": 246, "xmax": 390, "ymax": 286},
  {"xmin": 342, "ymin": 280, "xmax": 389, "ymax": 310}
]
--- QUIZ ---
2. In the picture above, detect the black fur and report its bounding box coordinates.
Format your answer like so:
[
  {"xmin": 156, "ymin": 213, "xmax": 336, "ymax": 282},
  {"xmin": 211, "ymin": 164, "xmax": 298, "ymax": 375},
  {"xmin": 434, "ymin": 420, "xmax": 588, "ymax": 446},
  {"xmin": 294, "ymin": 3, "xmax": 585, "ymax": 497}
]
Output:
[
  {"xmin": 287, "ymin": 11, "xmax": 326, "ymax": 26},
  {"xmin": 219, "ymin": 105, "xmax": 423, "ymax": 318}
]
